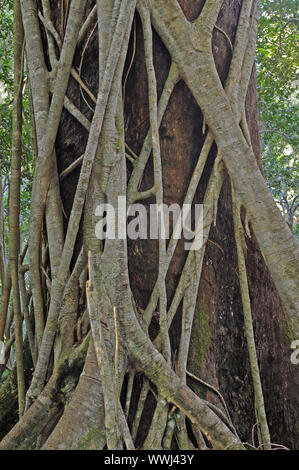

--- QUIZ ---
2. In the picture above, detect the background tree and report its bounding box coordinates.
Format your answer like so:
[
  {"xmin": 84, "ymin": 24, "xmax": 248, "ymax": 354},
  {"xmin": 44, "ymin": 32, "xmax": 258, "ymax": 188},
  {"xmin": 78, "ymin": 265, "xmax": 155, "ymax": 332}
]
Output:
[
  {"xmin": 0, "ymin": 0, "xmax": 298, "ymax": 450},
  {"xmin": 257, "ymin": 0, "xmax": 298, "ymax": 235}
]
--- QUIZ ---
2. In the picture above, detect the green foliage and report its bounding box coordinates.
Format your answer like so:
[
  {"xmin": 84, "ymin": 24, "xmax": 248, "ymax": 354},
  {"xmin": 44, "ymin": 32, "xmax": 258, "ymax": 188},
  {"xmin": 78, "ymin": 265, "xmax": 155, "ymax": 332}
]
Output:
[
  {"xmin": 0, "ymin": 369, "xmax": 10, "ymax": 386},
  {"xmin": 0, "ymin": 0, "xmax": 13, "ymax": 175},
  {"xmin": 257, "ymin": 0, "xmax": 299, "ymax": 236},
  {"xmin": 0, "ymin": 0, "xmax": 33, "ymax": 243}
]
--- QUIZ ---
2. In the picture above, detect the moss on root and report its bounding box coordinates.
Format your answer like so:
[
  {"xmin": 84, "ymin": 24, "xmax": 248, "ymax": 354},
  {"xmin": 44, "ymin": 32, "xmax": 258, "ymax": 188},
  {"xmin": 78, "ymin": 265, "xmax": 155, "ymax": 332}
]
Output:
[
  {"xmin": 50, "ymin": 334, "xmax": 90, "ymax": 407},
  {"xmin": 78, "ymin": 426, "xmax": 106, "ymax": 450},
  {"xmin": 189, "ymin": 305, "xmax": 211, "ymax": 373},
  {"xmin": 0, "ymin": 339, "xmax": 33, "ymax": 439},
  {"xmin": 0, "ymin": 370, "xmax": 18, "ymax": 440}
]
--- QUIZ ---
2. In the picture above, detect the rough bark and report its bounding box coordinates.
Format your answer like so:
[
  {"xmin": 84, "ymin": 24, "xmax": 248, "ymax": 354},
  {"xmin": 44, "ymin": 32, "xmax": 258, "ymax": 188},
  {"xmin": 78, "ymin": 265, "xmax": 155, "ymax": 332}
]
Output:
[{"xmin": 0, "ymin": 0, "xmax": 298, "ymax": 451}]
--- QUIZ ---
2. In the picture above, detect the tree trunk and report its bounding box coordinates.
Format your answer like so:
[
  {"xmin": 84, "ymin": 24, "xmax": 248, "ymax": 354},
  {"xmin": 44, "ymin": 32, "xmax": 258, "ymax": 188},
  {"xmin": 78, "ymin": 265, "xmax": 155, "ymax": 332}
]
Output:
[{"xmin": 0, "ymin": 0, "xmax": 298, "ymax": 450}]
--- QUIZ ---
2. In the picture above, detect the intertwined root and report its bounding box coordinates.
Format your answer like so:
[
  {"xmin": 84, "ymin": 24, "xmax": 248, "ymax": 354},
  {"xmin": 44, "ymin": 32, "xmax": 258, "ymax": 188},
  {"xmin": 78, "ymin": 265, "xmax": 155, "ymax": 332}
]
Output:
[{"xmin": 1, "ymin": 0, "xmax": 298, "ymax": 450}]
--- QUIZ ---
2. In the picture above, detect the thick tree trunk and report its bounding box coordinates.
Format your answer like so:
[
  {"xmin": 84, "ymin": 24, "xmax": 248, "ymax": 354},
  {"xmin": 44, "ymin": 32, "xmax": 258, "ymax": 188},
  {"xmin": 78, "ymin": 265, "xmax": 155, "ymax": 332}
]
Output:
[{"xmin": 0, "ymin": 0, "xmax": 298, "ymax": 450}]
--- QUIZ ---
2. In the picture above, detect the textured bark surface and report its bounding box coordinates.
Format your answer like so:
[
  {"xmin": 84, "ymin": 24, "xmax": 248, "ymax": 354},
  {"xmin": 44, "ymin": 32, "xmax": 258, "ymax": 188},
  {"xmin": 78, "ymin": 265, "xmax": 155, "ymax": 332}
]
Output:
[
  {"xmin": 123, "ymin": 0, "xmax": 298, "ymax": 447},
  {"xmin": 0, "ymin": 0, "xmax": 298, "ymax": 450}
]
